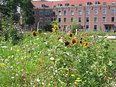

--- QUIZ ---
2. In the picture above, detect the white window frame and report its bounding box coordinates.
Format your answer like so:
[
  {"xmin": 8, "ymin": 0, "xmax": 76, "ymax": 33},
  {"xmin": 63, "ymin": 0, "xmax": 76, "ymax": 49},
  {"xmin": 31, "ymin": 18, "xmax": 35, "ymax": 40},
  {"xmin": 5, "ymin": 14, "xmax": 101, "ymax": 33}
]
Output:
[
  {"xmin": 71, "ymin": 10, "xmax": 74, "ymax": 15},
  {"xmin": 46, "ymin": 10, "xmax": 50, "ymax": 16},
  {"xmin": 94, "ymin": 9, "xmax": 98, "ymax": 15},
  {"xmin": 86, "ymin": 9, "xmax": 90, "ymax": 15},
  {"xmin": 102, "ymin": 8, "xmax": 107, "ymax": 14},
  {"xmin": 39, "ymin": 10, "xmax": 43, "ymax": 16},
  {"xmin": 102, "ymin": 17, "xmax": 106, "ymax": 22},
  {"xmin": 64, "ymin": 10, "xmax": 67, "ymax": 15},
  {"xmin": 78, "ymin": 10, "xmax": 82, "ymax": 15},
  {"xmin": 111, "ymin": 8, "xmax": 116, "ymax": 14}
]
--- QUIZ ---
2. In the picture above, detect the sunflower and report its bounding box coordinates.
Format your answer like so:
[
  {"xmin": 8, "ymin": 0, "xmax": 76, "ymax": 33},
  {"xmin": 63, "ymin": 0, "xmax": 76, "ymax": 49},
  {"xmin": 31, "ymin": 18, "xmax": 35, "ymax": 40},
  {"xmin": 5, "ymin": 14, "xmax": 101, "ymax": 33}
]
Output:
[
  {"xmin": 32, "ymin": 31, "xmax": 37, "ymax": 36},
  {"xmin": 79, "ymin": 40, "xmax": 83, "ymax": 44},
  {"xmin": 71, "ymin": 38, "xmax": 78, "ymax": 44},
  {"xmin": 86, "ymin": 34, "xmax": 90, "ymax": 36},
  {"xmin": 64, "ymin": 40, "xmax": 70, "ymax": 46},
  {"xmin": 83, "ymin": 42, "xmax": 89, "ymax": 48},
  {"xmin": 67, "ymin": 33, "xmax": 73, "ymax": 37},
  {"xmin": 58, "ymin": 36, "xmax": 61, "ymax": 40}
]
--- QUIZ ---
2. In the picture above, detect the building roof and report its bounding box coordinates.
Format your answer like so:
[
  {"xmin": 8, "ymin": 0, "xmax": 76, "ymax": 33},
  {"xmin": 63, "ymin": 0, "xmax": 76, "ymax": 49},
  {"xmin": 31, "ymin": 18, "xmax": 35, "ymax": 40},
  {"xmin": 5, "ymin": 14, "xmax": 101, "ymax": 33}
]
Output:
[{"xmin": 32, "ymin": 0, "xmax": 116, "ymax": 8}]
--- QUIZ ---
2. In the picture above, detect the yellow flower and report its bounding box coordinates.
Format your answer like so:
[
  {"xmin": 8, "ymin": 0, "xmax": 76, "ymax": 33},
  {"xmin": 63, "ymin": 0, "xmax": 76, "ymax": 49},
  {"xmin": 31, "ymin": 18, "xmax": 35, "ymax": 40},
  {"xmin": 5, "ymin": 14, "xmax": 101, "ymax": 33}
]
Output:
[
  {"xmin": 32, "ymin": 31, "xmax": 37, "ymax": 36},
  {"xmin": 48, "ymin": 83, "xmax": 51, "ymax": 86},
  {"xmin": 54, "ymin": 24, "xmax": 58, "ymax": 28},
  {"xmin": 64, "ymin": 40, "xmax": 70, "ymax": 46},
  {"xmin": 71, "ymin": 38, "xmax": 78, "ymax": 44},
  {"xmin": 71, "ymin": 74, "xmax": 75, "ymax": 77},
  {"xmin": 83, "ymin": 42, "xmax": 89, "ymax": 48},
  {"xmin": 75, "ymin": 78, "xmax": 81, "ymax": 83},
  {"xmin": 86, "ymin": 34, "xmax": 90, "ymax": 36},
  {"xmin": 67, "ymin": 33, "xmax": 73, "ymax": 37},
  {"xmin": 0, "ymin": 63, "xmax": 6, "ymax": 67},
  {"xmin": 108, "ymin": 77, "xmax": 112, "ymax": 79},
  {"xmin": 58, "ymin": 36, "xmax": 61, "ymax": 40}
]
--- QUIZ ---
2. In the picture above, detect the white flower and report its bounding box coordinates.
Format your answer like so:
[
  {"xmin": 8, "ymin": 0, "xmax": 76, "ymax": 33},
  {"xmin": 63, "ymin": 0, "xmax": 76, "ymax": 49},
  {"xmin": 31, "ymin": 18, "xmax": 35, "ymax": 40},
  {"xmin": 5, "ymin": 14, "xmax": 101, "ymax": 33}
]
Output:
[
  {"xmin": 59, "ymin": 39, "xmax": 63, "ymax": 43},
  {"xmin": 50, "ymin": 57, "xmax": 54, "ymax": 60},
  {"xmin": 35, "ymin": 79, "xmax": 40, "ymax": 82},
  {"xmin": 11, "ymin": 77, "xmax": 15, "ymax": 79}
]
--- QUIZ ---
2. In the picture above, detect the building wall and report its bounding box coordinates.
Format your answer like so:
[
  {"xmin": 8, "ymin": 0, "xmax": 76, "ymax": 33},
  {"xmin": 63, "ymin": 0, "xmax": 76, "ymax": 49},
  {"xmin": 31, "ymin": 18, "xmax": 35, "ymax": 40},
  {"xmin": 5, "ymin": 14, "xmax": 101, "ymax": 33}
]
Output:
[{"xmin": 33, "ymin": 5, "xmax": 116, "ymax": 32}]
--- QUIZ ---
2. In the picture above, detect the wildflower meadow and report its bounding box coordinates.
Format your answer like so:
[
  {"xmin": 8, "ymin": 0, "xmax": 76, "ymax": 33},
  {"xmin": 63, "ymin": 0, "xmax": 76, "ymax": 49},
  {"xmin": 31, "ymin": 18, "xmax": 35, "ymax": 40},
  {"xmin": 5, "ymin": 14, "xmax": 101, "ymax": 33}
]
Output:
[{"xmin": 0, "ymin": 28, "xmax": 115, "ymax": 87}]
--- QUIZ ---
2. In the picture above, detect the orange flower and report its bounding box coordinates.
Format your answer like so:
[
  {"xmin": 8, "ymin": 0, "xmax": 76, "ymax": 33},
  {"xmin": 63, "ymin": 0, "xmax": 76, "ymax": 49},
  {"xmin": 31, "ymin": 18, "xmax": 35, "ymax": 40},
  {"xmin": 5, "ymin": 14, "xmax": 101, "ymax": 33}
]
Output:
[
  {"xmin": 83, "ymin": 42, "xmax": 89, "ymax": 48},
  {"xmin": 40, "ymin": 60, "xmax": 45, "ymax": 63},
  {"xmin": 32, "ymin": 31, "xmax": 37, "ymax": 36},
  {"xmin": 71, "ymin": 38, "xmax": 78, "ymax": 44},
  {"xmin": 64, "ymin": 40, "xmax": 70, "ymax": 46},
  {"xmin": 51, "ymin": 62, "xmax": 54, "ymax": 64},
  {"xmin": 67, "ymin": 33, "xmax": 73, "ymax": 37}
]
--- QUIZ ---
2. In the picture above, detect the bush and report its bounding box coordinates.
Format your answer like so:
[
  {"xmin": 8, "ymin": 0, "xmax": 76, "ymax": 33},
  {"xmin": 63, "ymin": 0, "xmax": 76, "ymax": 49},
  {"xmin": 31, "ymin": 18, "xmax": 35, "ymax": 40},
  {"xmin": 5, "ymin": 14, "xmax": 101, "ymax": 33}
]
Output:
[
  {"xmin": 71, "ymin": 21, "xmax": 81, "ymax": 33},
  {"xmin": 2, "ymin": 17, "xmax": 23, "ymax": 45}
]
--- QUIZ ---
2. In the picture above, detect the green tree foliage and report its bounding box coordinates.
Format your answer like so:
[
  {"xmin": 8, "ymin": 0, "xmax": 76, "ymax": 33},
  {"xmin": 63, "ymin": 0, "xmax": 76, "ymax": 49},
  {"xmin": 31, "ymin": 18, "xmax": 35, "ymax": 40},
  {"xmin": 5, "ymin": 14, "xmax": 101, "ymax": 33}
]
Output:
[
  {"xmin": 70, "ymin": 20, "xmax": 81, "ymax": 33},
  {"xmin": 0, "ymin": 0, "xmax": 35, "ymax": 26}
]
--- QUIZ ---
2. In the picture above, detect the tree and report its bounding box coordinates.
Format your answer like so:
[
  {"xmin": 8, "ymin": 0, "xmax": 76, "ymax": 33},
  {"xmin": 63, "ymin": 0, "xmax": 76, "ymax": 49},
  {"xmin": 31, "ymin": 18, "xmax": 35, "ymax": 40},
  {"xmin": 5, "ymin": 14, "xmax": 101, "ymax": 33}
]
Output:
[
  {"xmin": 70, "ymin": 20, "xmax": 81, "ymax": 33},
  {"xmin": 0, "ymin": 0, "xmax": 35, "ymax": 26}
]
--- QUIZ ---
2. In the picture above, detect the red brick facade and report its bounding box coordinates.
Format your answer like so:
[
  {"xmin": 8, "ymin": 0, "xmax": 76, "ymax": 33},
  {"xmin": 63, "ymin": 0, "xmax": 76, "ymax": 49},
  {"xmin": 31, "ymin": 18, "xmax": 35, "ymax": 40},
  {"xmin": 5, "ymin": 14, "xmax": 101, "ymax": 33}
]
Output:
[{"xmin": 32, "ymin": 0, "xmax": 116, "ymax": 32}]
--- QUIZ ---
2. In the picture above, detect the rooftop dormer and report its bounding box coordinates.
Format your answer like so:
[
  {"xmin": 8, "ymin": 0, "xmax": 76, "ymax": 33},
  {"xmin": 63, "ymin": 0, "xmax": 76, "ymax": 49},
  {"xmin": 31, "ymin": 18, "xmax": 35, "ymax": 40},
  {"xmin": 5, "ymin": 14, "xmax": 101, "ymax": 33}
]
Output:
[
  {"xmin": 86, "ymin": 2, "xmax": 92, "ymax": 6},
  {"xmin": 94, "ymin": 1, "xmax": 100, "ymax": 5}
]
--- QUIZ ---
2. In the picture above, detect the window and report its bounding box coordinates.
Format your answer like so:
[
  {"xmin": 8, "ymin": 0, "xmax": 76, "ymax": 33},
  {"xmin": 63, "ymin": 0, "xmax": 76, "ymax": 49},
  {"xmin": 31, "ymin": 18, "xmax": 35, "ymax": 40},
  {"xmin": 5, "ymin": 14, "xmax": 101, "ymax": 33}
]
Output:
[
  {"xmin": 102, "ymin": 17, "xmax": 106, "ymax": 22},
  {"xmin": 94, "ymin": 17, "xmax": 98, "ymax": 22},
  {"xmin": 94, "ymin": 25, "xmax": 97, "ymax": 31},
  {"xmin": 58, "ymin": 3, "xmax": 62, "ymax": 7},
  {"xmin": 45, "ymin": 17, "xmax": 51, "ymax": 22},
  {"xmin": 46, "ymin": 10, "xmax": 50, "ymax": 16},
  {"xmin": 86, "ymin": 2, "xmax": 92, "ymax": 6},
  {"xmin": 51, "ymin": 18, "xmax": 56, "ymax": 21},
  {"xmin": 86, "ymin": 9, "xmax": 90, "ymax": 15},
  {"xmin": 52, "ymin": 12, "xmax": 55, "ymax": 16},
  {"xmin": 79, "ymin": 4, "xmax": 82, "ymax": 6},
  {"xmin": 94, "ymin": 9, "xmax": 98, "ymax": 15},
  {"xmin": 39, "ymin": 18, "xmax": 44, "ymax": 22},
  {"xmin": 94, "ymin": 1, "xmax": 100, "ymax": 5},
  {"xmin": 103, "ymin": 2, "xmax": 107, "ymax": 5},
  {"xmin": 39, "ymin": 10, "xmax": 43, "ymax": 16},
  {"xmin": 86, "ymin": 17, "xmax": 89, "ymax": 22},
  {"xmin": 65, "ymin": 3, "xmax": 69, "ymax": 6},
  {"xmin": 112, "ymin": 2, "xmax": 116, "ymax": 5},
  {"xmin": 78, "ymin": 17, "xmax": 81, "ymax": 22},
  {"xmin": 78, "ymin": 10, "xmax": 82, "ymax": 15},
  {"xmin": 64, "ymin": 10, "xmax": 67, "ymax": 15},
  {"xmin": 86, "ymin": 25, "xmax": 89, "ymax": 29},
  {"xmin": 64, "ymin": 18, "xmax": 66, "ymax": 22},
  {"xmin": 71, "ymin": 18, "xmax": 73, "ymax": 22},
  {"xmin": 59, "ymin": 11, "xmax": 61, "ymax": 15},
  {"xmin": 71, "ymin": 5, "xmax": 75, "ymax": 6},
  {"xmin": 71, "ymin": 10, "xmax": 74, "ymax": 15},
  {"xmin": 41, "ymin": 4, "xmax": 45, "ymax": 7},
  {"xmin": 63, "ymin": 25, "xmax": 67, "ymax": 31},
  {"xmin": 111, "ymin": 8, "xmax": 116, "ymax": 14},
  {"xmin": 102, "ymin": 9, "xmax": 107, "ymax": 14},
  {"xmin": 58, "ymin": 18, "xmax": 61, "ymax": 22},
  {"xmin": 111, "ymin": 17, "xmax": 115, "ymax": 22}
]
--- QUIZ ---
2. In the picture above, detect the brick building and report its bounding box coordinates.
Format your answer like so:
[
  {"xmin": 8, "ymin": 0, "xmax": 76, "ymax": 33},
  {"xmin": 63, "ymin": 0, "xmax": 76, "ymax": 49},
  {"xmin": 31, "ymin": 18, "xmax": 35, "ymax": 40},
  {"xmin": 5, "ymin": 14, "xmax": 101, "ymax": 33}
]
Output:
[{"xmin": 32, "ymin": 0, "xmax": 116, "ymax": 32}]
